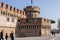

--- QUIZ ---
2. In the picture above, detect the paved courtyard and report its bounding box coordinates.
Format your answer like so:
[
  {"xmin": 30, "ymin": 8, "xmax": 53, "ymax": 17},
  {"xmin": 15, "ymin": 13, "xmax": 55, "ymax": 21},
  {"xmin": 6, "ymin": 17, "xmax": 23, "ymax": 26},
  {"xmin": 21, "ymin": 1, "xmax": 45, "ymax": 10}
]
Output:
[
  {"xmin": 7, "ymin": 36, "xmax": 59, "ymax": 40},
  {"xmin": 5, "ymin": 33, "xmax": 60, "ymax": 40},
  {"xmin": 8, "ymin": 37, "xmax": 51, "ymax": 40}
]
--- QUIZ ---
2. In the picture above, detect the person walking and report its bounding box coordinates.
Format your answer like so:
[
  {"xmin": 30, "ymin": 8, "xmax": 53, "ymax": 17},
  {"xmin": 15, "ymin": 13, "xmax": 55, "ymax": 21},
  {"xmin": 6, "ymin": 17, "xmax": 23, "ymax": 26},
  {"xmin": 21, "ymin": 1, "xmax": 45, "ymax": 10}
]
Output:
[
  {"xmin": 10, "ymin": 31, "xmax": 14, "ymax": 40},
  {"xmin": 5, "ymin": 33, "xmax": 8, "ymax": 40},
  {"xmin": 0, "ymin": 30, "xmax": 4, "ymax": 40}
]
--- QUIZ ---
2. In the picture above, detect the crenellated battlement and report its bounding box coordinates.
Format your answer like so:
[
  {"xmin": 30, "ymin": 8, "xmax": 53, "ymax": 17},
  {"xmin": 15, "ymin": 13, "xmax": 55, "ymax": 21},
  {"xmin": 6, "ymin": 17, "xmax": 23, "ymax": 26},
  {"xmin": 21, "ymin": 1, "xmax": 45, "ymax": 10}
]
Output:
[{"xmin": 0, "ymin": 2, "xmax": 26, "ymax": 18}]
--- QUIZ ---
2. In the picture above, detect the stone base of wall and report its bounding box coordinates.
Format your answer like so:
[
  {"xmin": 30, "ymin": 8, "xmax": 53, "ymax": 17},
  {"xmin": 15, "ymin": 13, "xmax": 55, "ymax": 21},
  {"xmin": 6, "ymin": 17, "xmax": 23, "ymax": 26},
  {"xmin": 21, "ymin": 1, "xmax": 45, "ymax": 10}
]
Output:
[
  {"xmin": 0, "ymin": 26, "xmax": 15, "ymax": 38},
  {"xmin": 16, "ymin": 29, "xmax": 41, "ymax": 37},
  {"xmin": 41, "ymin": 28, "xmax": 51, "ymax": 36}
]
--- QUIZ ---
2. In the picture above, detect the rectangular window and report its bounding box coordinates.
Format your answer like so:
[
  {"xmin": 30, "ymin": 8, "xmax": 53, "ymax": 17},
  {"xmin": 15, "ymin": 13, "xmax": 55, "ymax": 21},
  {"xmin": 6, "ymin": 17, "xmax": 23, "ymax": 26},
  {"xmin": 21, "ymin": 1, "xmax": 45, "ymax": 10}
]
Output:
[
  {"xmin": 3, "ymin": 12, "xmax": 5, "ymax": 15},
  {"xmin": 7, "ymin": 13, "xmax": 9, "ymax": 16},
  {"xmin": 44, "ymin": 19, "xmax": 46, "ymax": 22},
  {"xmin": 1, "ymin": 11, "xmax": 2, "ymax": 13},
  {"xmin": 33, "ymin": 25, "xmax": 34, "ymax": 29},
  {"xmin": 10, "ymin": 6, "xmax": 12, "ymax": 10},
  {"xmin": 17, "ymin": 9, "xmax": 19, "ymax": 13},
  {"xmin": 18, "ymin": 26, "xmax": 20, "ymax": 30},
  {"xmin": 18, "ymin": 20, "xmax": 20, "ymax": 22},
  {"xmin": 26, "ymin": 19, "xmax": 28, "ymax": 22},
  {"xmin": 35, "ymin": 25, "xmax": 36, "ymax": 29},
  {"xmin": 1, "ymin": 3, "xmax": 3, "ymax": 7},
  {"xmin": 7, "ymin": 18, "xmax": 9, "ymax": 21},
  {"xmin": 0, "ymin": 11, "xmax": 2, "ymax": 14},
  {"xmin": 6, "ymin": 4, "xmax": 8, "ymax": 9},
  {"xmin": 20, "ymin": 26, "xmax": 22, "ymax": 30},
  {"xmin": 47, "ymin": 20, "xmax": 49, "ymax": 22},
  {"xmin": 12, "ymin": 18, "xmax": 14, "ymax": 22},
  {"xmin": 23, "ymin": 11, "xmax": 24, "ymax": 15},
  {"xmin": 20, "ymin": 10, "xmax": 22, "ymax": 13},
  {"xmin": 14, "ymin": 8, "xmax": 15, "ymax": 12}
]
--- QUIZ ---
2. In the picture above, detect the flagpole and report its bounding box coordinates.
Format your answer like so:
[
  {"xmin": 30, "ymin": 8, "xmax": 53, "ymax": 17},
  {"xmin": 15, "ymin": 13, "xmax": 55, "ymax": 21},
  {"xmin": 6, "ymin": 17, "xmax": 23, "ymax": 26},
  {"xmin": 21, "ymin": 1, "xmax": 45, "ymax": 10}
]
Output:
[{"xmin": 31, "ymin": 0, "xmax": 33, "ymax": 6}]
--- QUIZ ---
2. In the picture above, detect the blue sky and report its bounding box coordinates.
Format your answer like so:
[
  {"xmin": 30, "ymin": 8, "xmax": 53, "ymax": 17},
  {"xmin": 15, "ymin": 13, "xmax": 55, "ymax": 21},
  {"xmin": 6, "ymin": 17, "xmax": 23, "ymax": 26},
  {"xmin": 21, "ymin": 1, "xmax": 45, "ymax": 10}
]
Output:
[{"xmin": 0, "ymin": 0, "xmax": 60, "ymax": 29}]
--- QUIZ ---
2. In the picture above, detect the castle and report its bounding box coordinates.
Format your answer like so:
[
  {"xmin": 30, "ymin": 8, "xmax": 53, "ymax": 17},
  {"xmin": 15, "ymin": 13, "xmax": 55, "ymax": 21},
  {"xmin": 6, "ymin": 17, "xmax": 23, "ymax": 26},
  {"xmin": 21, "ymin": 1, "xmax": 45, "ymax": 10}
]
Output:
[{"xmin": 0, "ymin": 2, "xmax": 55, "ymax": 37}]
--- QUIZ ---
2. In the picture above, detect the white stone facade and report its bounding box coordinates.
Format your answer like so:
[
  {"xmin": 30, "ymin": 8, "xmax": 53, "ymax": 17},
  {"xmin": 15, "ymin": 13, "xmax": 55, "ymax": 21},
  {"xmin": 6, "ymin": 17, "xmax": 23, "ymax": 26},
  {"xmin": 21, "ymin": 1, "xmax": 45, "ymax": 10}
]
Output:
[{"xmin": 0, "ymin": 12, "xmax": 18, "ymax": 27}]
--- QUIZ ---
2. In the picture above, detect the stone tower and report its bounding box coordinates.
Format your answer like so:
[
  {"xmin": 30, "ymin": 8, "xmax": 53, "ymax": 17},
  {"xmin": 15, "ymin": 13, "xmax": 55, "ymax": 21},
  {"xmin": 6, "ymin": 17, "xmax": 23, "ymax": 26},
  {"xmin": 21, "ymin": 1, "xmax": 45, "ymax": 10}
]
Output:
[{"xmin": 24, "ymin": 6, "xmax": 40, "ymax": 18}]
